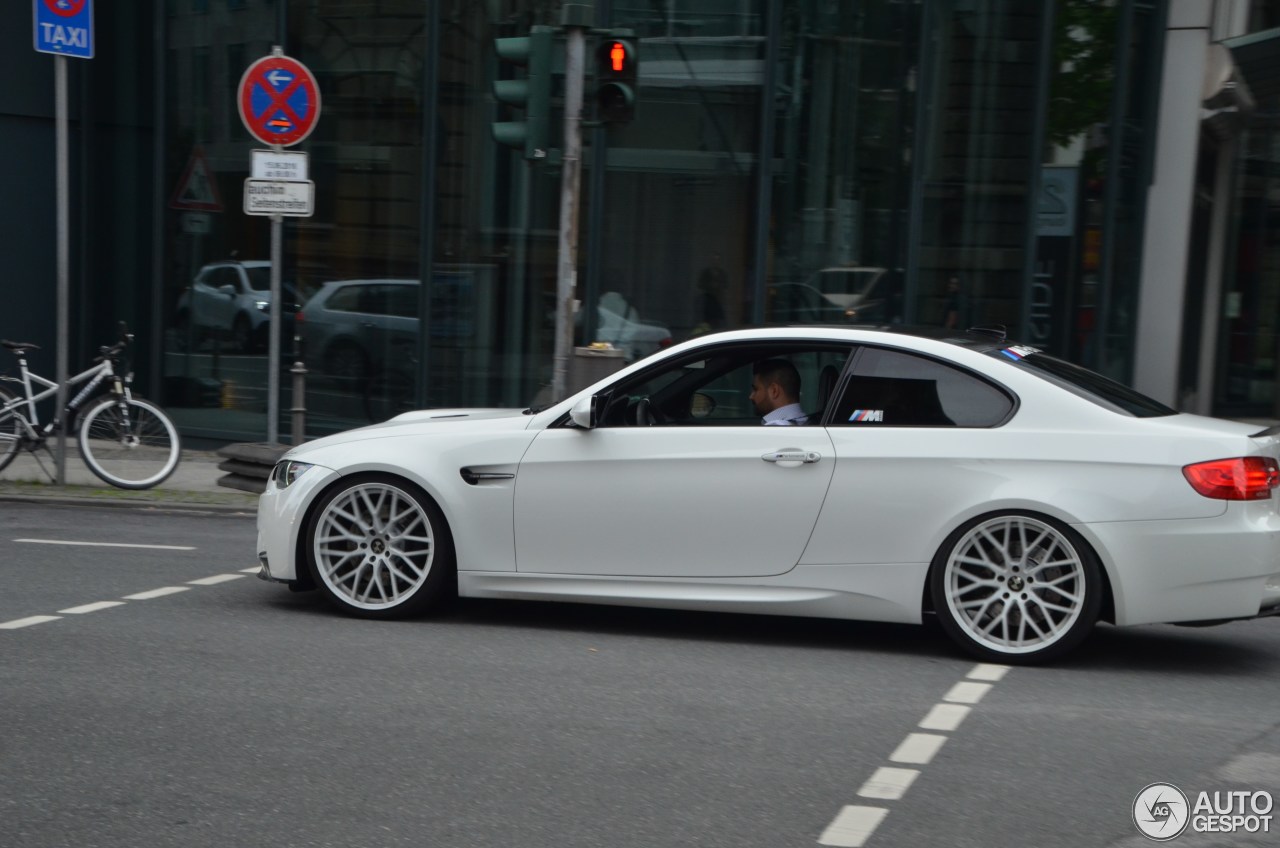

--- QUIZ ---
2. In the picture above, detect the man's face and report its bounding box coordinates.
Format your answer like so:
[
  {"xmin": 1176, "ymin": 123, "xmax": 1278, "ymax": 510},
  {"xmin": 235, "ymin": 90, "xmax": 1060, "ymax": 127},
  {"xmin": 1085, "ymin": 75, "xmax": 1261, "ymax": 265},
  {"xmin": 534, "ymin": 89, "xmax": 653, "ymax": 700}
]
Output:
[{"xmin": 750, "ymin": 375, "xmax": 779, "ymax": 416}]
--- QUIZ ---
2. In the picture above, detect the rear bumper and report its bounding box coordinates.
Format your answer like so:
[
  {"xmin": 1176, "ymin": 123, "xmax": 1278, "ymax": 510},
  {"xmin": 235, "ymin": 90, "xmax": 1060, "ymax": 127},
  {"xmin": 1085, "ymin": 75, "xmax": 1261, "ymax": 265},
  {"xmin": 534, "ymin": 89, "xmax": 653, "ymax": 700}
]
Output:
[{"xmin": 1077, "ymin": 506, "xmax": 1280, "ymax": 627}]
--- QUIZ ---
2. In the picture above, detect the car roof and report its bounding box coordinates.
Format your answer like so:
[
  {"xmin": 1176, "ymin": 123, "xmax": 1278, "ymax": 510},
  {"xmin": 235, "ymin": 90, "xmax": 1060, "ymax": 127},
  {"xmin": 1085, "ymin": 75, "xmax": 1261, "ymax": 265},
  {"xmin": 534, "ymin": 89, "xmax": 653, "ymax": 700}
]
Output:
[{"xmin": 707, "ymin": 324, "xmax": 1012, "ymax": 353}]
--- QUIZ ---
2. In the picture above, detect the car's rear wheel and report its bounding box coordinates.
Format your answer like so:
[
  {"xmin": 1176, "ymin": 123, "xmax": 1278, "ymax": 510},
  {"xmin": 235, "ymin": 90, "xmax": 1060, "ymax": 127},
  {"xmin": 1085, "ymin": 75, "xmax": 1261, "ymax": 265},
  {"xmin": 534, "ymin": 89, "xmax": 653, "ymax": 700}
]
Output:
[
  {"xmin": 305, "ymin": 474, "xmax": 454, "ymax": 618},
  {"xmin": 930, "ymin": 511, "xmax": 1101, "ymax": 664}
]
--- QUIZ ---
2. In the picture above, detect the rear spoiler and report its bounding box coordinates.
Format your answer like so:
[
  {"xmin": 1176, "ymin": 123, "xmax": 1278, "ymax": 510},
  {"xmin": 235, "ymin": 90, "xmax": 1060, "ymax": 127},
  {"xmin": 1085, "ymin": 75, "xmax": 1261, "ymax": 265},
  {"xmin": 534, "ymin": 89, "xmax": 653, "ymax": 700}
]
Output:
[{"xmin": 1249, "ymin": 425, "xmax": 1280, "ymax": 439}]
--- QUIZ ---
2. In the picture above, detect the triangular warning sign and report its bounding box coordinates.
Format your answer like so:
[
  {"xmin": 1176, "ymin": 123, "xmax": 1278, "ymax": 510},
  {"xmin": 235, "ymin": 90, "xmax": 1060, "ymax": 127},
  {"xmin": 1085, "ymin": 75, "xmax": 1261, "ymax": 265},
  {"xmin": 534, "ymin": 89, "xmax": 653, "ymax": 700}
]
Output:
[{"xmin": 169, "ymin": 147, "xmax": 224, "ymax": 211}]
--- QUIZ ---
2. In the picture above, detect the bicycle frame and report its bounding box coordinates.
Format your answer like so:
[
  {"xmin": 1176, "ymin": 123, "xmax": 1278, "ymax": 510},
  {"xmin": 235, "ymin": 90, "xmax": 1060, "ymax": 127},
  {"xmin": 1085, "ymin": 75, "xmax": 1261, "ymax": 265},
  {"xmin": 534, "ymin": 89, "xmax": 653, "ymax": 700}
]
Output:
[{"xmin": 1, "ymin": 352, "xmax": 129, "ymax": 441}]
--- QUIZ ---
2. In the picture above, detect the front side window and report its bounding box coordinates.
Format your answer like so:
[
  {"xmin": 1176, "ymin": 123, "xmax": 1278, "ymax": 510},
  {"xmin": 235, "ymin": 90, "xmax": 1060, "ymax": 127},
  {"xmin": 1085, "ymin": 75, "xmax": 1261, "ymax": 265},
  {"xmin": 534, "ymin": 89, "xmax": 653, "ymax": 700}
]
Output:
[
  {"xmin": 594, "ymin": 344, "xmax": 853, "ymax": 428},
  {"xmin": 833, "ymin": 347, "xmax": 1014, "ymax": 427}
]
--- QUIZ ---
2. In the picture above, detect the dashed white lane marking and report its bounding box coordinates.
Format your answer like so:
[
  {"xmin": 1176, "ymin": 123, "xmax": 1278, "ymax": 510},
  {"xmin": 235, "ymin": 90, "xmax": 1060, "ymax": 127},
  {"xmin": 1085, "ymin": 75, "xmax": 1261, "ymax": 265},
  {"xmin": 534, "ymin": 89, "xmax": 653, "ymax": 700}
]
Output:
[
  {"xmin": 967, "ymin": 663, "xmax": 1009, "ymax": 682},
  {"xmin": 14, "ymin": 538, "xmax": 196, "ymax": 551},
  {"xmin": 122, "ymin": 586, "xmax": 191, "ymax": 600},
  {"xmin": 58, "ymin": 601, "xmax": 126, "ymax": 615},
  {"xmin": 187, "ymin": 574, "xmax": 246, "ymax": 586},
  {"xmin": 0, "ymin": 615, "xmax": 62, "ymax": 630},
  {"xmin": 918, "ymin": 703, "xmax": 971, "ymax": 732},
  {"xmin": 857, "ymin": 767, "xmax": 920, "ymax": 801},
  {"xmin": 2, "ymin": 571, "xmax": 255, "ymax": 630},
  {"xmin": 818, "ymin": 806, "xmax": 890, "ymax": 848},
  {"xmin": 818, "ymin": 663, "xmax": 1012, "ymax": 846},
  {"xmin": 942, "ymin": 680, "xmax": 993, "ymax": 704},
  {"xmin": 888, "ymin": 733, "xmax": 948, "ymax": 765},
  {"xmin": 239, "ymin": 567, "xmax": 260, "ymax": 574}
]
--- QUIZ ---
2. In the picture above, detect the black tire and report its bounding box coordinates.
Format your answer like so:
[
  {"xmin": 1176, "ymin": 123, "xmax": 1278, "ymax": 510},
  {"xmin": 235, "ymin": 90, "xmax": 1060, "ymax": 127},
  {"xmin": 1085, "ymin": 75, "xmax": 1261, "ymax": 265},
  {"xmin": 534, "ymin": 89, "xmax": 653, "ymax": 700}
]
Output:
[
  {"xmin": 77, "ymin": 395, "xmax": 182, "ymax": 489},
  {"xmin": 929, "ymin": 510, "xmax": 1102, "ymax": 664},
  {"xmin": 0, "ymin": 383, "xmax": 27, "ymax": 473},
  {"xmin": 304, "ymin": 473, "xmax": 455, "ymax": 619}
]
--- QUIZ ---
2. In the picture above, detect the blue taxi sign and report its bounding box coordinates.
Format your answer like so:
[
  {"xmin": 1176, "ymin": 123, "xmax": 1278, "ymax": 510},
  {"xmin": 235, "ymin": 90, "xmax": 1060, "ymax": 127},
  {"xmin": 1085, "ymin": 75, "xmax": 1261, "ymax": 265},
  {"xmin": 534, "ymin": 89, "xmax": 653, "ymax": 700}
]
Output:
[{"xmin": 33, "ymin": 0, "xmax": 94, "ymax": 59}]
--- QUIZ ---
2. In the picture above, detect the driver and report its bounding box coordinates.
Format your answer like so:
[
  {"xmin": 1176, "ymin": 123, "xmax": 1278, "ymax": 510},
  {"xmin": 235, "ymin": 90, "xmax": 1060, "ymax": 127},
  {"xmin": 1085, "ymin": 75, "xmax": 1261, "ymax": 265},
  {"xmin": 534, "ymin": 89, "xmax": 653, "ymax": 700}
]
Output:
[{"xmin": 750, "ymin": 358, "xmax": 809, "ymax": 425}]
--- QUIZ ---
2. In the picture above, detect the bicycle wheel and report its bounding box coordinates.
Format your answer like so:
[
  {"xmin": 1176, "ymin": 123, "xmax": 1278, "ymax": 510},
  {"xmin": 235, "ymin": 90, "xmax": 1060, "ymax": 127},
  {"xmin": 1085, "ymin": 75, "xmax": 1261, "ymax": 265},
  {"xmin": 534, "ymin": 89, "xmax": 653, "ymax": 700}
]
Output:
[
  {"xmin": 0, "ymin": 384, "xmax": 26, "ymax": 473},
  {"xmin": 77, "ymin": 396, "xmax": 181, "ymax": 489}
]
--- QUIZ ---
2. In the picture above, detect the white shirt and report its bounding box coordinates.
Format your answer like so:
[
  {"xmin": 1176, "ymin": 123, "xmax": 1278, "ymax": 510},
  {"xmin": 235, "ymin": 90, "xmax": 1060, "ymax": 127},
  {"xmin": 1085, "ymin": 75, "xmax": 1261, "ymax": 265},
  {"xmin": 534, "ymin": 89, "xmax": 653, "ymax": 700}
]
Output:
[{"xmin": 762, "ymin": 403, "xmax": 809, "ymax": 426}]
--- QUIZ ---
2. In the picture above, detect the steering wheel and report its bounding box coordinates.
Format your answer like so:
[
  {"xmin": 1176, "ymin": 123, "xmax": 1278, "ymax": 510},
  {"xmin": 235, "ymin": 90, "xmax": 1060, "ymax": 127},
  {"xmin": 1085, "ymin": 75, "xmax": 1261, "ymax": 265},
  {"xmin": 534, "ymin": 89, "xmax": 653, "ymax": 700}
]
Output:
[{"xmin": 634, "ymin": 397, "xmax": 664, "ymax": 426}]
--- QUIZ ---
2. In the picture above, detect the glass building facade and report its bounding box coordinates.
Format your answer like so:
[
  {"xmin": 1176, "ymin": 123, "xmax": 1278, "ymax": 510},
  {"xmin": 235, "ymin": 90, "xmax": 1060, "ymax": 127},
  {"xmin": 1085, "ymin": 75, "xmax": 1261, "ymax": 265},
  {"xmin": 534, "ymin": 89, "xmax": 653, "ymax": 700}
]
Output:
[{"xmin": 2, "ymin": 1, "xmax": 1277, "ymax": 444}]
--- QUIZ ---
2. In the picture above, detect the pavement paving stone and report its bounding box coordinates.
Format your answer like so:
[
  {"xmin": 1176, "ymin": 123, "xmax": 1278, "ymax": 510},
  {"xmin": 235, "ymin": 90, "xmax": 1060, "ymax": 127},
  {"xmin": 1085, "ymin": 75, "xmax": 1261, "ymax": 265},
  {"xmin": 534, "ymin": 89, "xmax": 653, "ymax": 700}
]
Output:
[{"xmin": 0, "ymin": 447, "xmax": 259, "ymax": 513}]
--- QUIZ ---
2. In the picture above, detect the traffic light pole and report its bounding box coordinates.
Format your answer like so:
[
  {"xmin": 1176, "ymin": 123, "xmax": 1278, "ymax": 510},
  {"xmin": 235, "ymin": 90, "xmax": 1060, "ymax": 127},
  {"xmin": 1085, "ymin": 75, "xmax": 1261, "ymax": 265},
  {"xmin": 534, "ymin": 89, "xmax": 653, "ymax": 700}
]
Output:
[{"xmin": 552, "ymin": 16, "xmax": 587, "ymax": 402}]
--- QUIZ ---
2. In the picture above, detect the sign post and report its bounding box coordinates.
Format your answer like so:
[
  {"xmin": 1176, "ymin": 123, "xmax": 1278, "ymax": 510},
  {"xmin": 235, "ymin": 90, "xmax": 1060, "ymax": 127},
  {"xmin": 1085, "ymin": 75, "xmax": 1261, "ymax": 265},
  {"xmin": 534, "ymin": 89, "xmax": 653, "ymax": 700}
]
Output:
[
  {"xmin": 238, "ymin": 47, "xmax": 320, "ymax": 444},
  {"xmin": 34, "ymin": 0, "xmax": 94, "ymax": 486}
]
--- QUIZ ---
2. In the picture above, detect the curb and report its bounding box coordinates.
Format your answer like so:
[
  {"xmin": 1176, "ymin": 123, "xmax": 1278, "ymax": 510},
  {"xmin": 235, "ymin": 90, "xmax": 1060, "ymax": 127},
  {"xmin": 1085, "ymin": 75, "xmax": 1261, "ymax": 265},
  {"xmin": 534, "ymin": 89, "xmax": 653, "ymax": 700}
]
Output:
[{"xmin": 0, "ymin": 491, "xmax": 258, "ymax": 516}]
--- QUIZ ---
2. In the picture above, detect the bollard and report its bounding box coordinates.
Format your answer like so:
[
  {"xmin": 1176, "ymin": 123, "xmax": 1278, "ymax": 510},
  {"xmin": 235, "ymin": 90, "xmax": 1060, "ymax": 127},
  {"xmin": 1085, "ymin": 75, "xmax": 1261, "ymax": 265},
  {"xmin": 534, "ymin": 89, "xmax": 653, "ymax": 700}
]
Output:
[{"xmin": 290, "ymin": 334, "xmax": 307, "ymax": 445}]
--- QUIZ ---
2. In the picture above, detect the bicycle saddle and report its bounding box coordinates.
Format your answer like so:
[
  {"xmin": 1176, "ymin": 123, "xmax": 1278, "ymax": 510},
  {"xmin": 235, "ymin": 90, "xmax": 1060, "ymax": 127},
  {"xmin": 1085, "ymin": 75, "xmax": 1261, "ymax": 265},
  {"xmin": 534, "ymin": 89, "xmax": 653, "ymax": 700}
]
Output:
[{"xmin": 1, "ymin": 340, "xmax": 40, "ymax": 353}]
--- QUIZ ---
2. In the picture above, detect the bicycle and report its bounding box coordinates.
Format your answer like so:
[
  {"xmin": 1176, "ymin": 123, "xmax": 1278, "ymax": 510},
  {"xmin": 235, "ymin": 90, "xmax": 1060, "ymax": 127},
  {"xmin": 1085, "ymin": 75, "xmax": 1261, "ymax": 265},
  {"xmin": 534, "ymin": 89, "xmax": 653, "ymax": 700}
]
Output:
[{"xmin": 0, "ymin": 324, "xmax": 181, "ymax": 489}]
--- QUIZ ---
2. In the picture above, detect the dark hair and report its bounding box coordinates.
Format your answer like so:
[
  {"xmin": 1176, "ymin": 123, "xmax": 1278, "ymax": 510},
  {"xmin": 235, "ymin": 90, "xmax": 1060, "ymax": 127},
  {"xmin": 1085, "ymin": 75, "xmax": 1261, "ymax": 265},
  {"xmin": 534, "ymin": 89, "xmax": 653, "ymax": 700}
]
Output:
[{"xmin": 753, "ymin": 358, "xmax": 801, "ymax": 399}]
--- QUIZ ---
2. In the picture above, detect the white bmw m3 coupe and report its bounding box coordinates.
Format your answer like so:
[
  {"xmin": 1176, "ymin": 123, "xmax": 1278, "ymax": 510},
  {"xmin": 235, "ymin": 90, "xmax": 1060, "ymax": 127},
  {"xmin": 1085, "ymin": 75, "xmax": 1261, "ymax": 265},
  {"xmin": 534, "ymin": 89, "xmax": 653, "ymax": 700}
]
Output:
[{"xmin": 255, "ymin": 327, "xmax": 1280, "ymax": 663}]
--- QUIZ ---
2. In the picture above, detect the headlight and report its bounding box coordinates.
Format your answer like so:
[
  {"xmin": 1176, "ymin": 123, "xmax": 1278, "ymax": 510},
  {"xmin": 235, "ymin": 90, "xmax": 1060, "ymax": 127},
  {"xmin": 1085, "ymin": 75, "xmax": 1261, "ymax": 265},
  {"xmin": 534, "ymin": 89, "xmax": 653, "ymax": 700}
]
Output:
[
  {"xmin": 255, "ymin": 300, "xmax": 270, "ymax": 311},
  {"xmin": 275, "ymin": 460, "xmax": 315, "ymax": 489}
]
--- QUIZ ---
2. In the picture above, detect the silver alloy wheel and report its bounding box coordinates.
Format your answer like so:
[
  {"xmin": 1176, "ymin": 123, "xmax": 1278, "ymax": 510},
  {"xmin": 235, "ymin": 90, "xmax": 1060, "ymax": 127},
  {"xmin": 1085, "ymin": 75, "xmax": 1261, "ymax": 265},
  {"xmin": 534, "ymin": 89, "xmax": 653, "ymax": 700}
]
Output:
[
  {"xmin": 942, "ymin": 515, "xmax": 1086, "ymax": 655},
  {"xmin": 313, "ymin": 481, "xmax": 436, "ymax": 610}
]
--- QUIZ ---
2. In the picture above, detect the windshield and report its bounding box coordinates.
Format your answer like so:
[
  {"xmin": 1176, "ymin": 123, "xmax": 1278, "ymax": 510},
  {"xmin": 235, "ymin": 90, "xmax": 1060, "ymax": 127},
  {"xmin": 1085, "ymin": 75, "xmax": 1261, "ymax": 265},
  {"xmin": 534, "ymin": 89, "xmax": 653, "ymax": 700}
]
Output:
[{"xmin": 990, "ymin": 347, "xmax": 1175, "ymax": 417}]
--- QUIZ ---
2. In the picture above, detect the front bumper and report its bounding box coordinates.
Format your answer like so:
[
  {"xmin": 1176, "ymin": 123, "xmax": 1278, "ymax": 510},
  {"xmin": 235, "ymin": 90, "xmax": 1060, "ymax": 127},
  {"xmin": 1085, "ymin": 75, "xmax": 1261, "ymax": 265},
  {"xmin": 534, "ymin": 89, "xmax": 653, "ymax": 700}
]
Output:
[{"xmin": 255, "ymin": 463, "xmax": 339, "ymax": 584}]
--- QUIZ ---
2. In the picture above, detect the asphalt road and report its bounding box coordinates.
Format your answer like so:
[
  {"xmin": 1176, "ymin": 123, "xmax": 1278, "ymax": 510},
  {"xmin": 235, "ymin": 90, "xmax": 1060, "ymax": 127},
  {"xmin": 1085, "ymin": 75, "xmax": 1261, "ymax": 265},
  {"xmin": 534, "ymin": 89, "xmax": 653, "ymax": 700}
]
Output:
[{"xmin": 2, "ymin": 502, "xmax": 1278, "ymax": 848}]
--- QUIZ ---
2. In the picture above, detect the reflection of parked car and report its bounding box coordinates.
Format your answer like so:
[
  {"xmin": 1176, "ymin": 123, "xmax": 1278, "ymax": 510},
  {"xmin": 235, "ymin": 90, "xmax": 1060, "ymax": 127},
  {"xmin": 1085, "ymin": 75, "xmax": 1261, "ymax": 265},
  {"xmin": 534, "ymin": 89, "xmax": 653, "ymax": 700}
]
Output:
[
  {"xmin": 298, "ymin": 279, "xmax": 420, "ymax": 382},
  {"xmin": 174, "ymin": 260, "xmax": 302, "ymax": 352},
  {"xmin": 591, "ymin": 292, "xmax": 673, "ymax": 361},
  {"xmin": 804, "ymin": 266, "xmax": 889, "ymax": 322},
  {"xmin": 766, "ymin": 283, "xmax": 857, "ymax": 324},
  {"xmin": 304, "ymin": 281, "xmax": 674, "ymax": 385}
]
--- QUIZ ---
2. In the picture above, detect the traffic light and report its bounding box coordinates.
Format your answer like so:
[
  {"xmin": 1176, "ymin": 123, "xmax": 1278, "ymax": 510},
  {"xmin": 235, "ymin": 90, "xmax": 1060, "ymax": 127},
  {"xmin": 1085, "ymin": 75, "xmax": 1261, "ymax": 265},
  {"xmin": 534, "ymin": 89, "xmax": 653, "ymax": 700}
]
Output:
[
  {"xmin": 491, "ymin": 25, "xmax": 554, "ymax": 160},
  {"xmin": 594, "ymin": 37, "xmax": 637, "ymax": 125}
]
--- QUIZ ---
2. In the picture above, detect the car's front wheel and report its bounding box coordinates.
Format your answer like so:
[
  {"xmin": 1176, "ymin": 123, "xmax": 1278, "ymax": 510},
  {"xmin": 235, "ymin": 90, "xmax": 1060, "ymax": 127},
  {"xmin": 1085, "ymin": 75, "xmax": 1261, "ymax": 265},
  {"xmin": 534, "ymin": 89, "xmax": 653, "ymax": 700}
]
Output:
[
  {"xmin": 930, "ymin": 511, "xmax": 1102, "ymax": 664},
  {"xmin": 305, "ymin": 474, "xmax": 455, "ymax": 618}
]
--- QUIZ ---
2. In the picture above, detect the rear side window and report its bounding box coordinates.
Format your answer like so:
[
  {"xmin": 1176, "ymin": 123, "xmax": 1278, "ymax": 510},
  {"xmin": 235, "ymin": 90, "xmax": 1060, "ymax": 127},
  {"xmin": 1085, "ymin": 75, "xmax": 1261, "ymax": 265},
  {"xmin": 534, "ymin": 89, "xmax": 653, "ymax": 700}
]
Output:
[
  {"xmin": 990, "ymin": 349, "xmax": 1175, "ymax": 417},
  {"xmin": 832, "ymin": 347, "xmax": 1014, "ymax": 427},
  {"xmin": 325, "ymin": 285, "xmax": 364, "ymax": 312}
]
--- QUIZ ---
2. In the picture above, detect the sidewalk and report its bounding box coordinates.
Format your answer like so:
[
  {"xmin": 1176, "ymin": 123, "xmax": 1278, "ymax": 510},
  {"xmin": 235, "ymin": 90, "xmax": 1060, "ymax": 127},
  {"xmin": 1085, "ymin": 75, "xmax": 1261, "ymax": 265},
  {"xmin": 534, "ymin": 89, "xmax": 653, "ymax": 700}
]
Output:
[{"xmin": 0, "ymin": 447, "xmax": 260, "ymax": 513}]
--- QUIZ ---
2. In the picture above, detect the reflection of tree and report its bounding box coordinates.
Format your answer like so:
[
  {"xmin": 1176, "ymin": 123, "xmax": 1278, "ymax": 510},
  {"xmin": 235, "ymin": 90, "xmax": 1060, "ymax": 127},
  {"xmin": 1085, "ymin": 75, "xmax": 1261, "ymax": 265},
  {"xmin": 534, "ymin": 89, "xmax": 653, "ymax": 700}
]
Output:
[{"xmin": 1047, "ymin": 1, "xmax": 1119, "ymax": 149}]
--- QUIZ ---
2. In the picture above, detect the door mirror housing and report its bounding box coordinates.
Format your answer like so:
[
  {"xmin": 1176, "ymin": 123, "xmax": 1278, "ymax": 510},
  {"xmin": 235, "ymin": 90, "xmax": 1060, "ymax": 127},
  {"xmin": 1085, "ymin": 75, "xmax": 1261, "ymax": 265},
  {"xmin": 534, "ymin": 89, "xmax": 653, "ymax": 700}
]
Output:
[
  {"xmin": 569, "ymin": 393, "xmax": 609, "ymax": 429},
  {"xmin": 570, "ymin": 395, "xmax": 596, "ymax": 428}
]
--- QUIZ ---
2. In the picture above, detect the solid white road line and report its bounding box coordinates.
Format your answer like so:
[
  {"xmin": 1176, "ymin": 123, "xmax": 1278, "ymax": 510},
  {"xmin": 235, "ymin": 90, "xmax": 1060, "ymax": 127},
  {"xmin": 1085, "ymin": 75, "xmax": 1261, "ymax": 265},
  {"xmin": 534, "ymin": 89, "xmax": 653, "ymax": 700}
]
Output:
[
  {"xmin": 122, "ymin": 587, "xmax": 190, "ymax": 600},
  {"xmin": 58, "ymin": 601, "xmax": 126, "ymax": 615},
  {"xmin": 967, "ymin": 663, "xmax": 1010, "ymax": 682},
  {"xmin": 942, "ymin": 681, "xmax": 993, "ymax": 704},
  {"xmin": 857, "ymin": 767, "xmax": 920, "ymax": 801},
  {"xmin": 187, "ymin": 574, "xmax": 246, "ymax": 586},
  {"xmin": 818, "ymin": 806, "xmax": 890, "ymax": 847},
  {"xmin": 918, "ymin": 703, "xmax": 972, "ymax": 732},
  {"xmin": 13, "ymin": 538, "xmax": 196, "ymax": 551},
  {"xmin": 888, "ymin": 733, "xmax": 948, "ymax": 765},
  {"xmin": 0, "ymin": 615, "xmax": 62, "ymax": 629}
]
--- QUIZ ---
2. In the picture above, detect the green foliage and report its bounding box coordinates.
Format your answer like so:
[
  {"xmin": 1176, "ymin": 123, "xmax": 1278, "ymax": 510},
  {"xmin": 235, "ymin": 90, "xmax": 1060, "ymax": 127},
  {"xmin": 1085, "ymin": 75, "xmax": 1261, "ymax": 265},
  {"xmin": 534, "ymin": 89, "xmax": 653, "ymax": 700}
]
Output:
[{"xmin": 1047, "ymin": 0, "xmax": 1120, "ymax": 149}]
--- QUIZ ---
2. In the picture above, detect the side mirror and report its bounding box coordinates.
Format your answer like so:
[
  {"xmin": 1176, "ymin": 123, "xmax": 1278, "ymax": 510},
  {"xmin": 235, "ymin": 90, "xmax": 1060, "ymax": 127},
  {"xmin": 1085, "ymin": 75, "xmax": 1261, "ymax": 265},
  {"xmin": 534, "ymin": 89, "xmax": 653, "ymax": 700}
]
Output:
[
  {"xmin": 570, "ymin": 395, "xmax": 596, "ymax": 429},
  {"xmin": 218, "ymin": 284, "xmax": 236, "ymax": 296},
  {"xmin": 570, "ymin": 393, "xmax": 610, "ymax": 429},
  {"xmin": 690, "ymin": 391, "xmax": 717, "ymax": 418}
]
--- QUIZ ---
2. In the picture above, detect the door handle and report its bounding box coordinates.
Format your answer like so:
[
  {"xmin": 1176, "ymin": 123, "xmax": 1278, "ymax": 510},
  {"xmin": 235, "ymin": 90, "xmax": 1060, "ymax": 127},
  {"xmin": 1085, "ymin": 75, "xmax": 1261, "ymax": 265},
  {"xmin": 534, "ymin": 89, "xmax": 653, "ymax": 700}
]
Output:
[{"xmin": 762, "ymin": 449, "xmax": 821, "ymax": 464}]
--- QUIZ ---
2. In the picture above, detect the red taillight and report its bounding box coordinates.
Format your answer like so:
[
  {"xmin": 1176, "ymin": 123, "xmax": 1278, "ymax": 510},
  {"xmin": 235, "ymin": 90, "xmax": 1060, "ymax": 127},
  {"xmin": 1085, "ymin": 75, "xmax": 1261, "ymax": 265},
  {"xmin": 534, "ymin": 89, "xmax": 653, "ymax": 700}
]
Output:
[
  {"xmin": 1183, "ymin": 456, "xmax": 1280, "ymax": 500},
  {"xmin": 295, "ymin": 310, "xmax": 305, "ymax": 324}
]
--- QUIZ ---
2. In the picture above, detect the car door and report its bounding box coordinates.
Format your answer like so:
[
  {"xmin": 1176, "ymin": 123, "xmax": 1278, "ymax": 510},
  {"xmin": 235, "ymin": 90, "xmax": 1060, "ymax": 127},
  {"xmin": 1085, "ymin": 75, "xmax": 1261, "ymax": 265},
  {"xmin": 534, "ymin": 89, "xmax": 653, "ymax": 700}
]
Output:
[{"xmin": 512, "ymin": 344, "xmax": 847, "ymax": 579}]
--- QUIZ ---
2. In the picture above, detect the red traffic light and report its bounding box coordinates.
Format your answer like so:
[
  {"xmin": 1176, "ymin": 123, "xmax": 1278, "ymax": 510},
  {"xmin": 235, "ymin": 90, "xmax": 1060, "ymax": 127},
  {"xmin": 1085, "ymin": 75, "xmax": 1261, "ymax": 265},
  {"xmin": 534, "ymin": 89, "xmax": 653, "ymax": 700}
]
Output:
[{"xmin": 596, "ymin": 38, "xmax": 636, "ymax": 80}]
